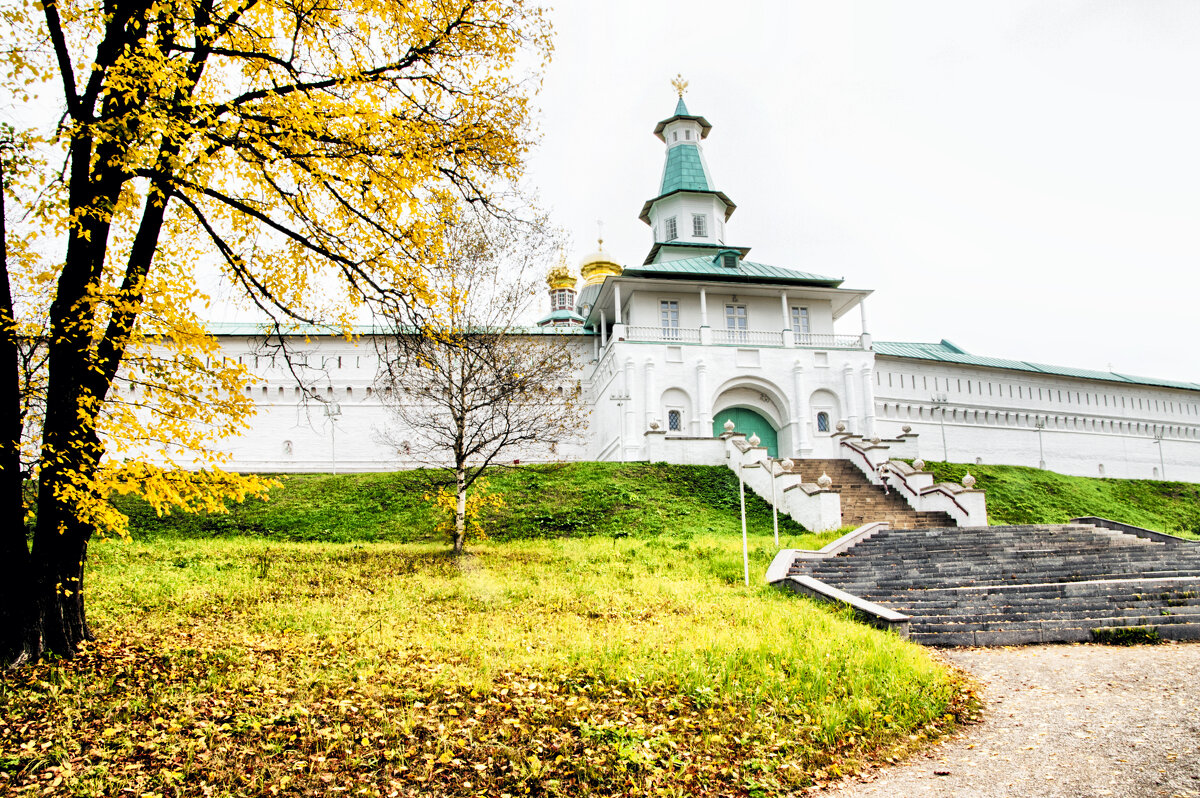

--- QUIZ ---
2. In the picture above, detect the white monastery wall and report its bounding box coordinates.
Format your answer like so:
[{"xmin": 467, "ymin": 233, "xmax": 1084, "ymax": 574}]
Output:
[{"xmin": 874, "ymin": 356, "xmax": 1200, "ymax": 481}]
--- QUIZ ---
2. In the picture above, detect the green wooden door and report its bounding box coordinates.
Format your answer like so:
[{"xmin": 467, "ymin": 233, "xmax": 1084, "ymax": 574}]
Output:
[{"xmin": 713, "ymin": 408, "xmax": 778, "ymax": 457}]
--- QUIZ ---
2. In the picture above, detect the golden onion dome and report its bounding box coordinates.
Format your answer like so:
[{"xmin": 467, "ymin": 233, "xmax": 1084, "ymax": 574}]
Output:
[
  {"xmin": 579, "ymin": 239, "xmax": 622, "ymax": 286},
  {"xmin": 547, "ymin": 262, "xmax": 576, "ymax": 291}
]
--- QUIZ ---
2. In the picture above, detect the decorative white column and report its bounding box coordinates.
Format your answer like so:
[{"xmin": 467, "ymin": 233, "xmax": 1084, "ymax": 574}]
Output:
[
  {"xmin": 859, "ymin": 297, "xmax": 871, "ymax": 349},
  {"xmin": 600, "ymin": 310, "xmax": 607, "ymax": 348},
  {"xmin": 644, "ymin": 358, "xmax": 657, "ymax": 430},
  {"xmin": 860, "ymin": 363, "xmax": 876, "ymax": 438},
  {"xmin": 613, "ymin": 281, "xmax": 622, "ymax": 324},
  {"xmin": 792, "ymin": 361, "xmax": 809, "ymax": 453},
  {"xmin": 842, "ymin": 362, "xmax": 859, "ymax": 433},
  {"xmin": 699, "ymin": 286, "xmax": 708, "ymax": 327},
  {"xmin": 623, "ymin": 357, "xmax": 637, "ymax": 458},
  {"xmin": 780, "ymin": 292, "xmax": 792, "ymax": 347},
  {"xmin": 696, "ymin": 360, "xmax": 710, "ymax": 436}
]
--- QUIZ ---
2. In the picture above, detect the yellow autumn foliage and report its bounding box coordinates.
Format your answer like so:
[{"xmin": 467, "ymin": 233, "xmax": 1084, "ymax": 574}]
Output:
[{"xmin": 2, "ymin": 0, "xmax": 552, "ymax": 539}]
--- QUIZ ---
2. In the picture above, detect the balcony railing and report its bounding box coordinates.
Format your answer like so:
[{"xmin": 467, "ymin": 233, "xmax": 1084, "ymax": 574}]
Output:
[
  {"xmin": 613, "ymin": 326, "xmax": 865, "ymax": 350},
  {"xmin": 713, "ymin": 328, "xmax": 781, "ymax": 346},
  {"xmin": 623, "ymin": 325, "xmax": 701, "ymax": 344},
  {"xmin": 794, "ymin": 332, "xmax": 864, "ymax": 349}
]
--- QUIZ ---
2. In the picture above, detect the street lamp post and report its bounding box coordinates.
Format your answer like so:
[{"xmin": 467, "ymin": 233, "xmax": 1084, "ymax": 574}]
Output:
[
  {"xmin": 610, "ymin": 392, "xmax": 631, "ymax": 461},
  {"xmin": 1153, "ymin": 429, "xmax": 1166, "ymax": 480},
  {"xmin": 325, "ymin": 400, "xmax": 342, "ymax": 475},
  {"xmin": 930, "ymin": 393, "xmax": 949, "ymax": 461},
  {"xmin": 1034, "ymin": 418, "xmax": 1046, "ymax": 469}
]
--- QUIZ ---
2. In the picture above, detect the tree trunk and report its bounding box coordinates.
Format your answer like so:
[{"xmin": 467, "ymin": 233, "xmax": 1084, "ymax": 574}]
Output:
[
  {"xmin": 454, "ymin": 465, "xmax": 467, "ymax": 554},
  {"xmin": 0, "ymin": 153, "xmax": 34, "ymax": 666}
]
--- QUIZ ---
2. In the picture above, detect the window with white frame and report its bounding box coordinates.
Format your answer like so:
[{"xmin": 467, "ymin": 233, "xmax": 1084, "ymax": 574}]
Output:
[
  {"xmin": 665, "ymin": 216, "xmax": 678, "ymax": 241},
  {"xmin": 817, "ymin": 412, "xmax": 830, "ymax": 433},
  {"xmin": 725, "ymin": 303, "xmax": 747, "ymax": 342},
  {"xmin": 667, "ymin": 409, "xmax": 683, "ymax": 432},
  {"xmin": 790, "ymin": 306, "xmax": 810, "ymax": 341},
  {"xmin": 684, "ymin": 129, "xmax": 692, "ymax": 140},
  {"xmin": 659, "ymin": 300, "xmax": 679, "ymax": 340},
  {"xmin": 692, "ymin": 213, "xmax": 707, "ymax": 237}
]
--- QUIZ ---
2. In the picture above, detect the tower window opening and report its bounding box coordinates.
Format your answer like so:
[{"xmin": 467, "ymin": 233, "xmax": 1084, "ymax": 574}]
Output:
[
  {"xmin": 692, "ymin": 213, "xmax": 707, "ymax": 237},
  {"xmin": 684, "ymin": 129, "xmax": 692, "ymax": 140},
  {"xmin": 665, "ymin": 216, "xmax": 678, "ymax": 241},
  {"xmin": 722, "ymin": 252, "xmax": 737, "ymax": 269},
  {"xmin": 672, "ymin": 131, "xmax": 678, "ymax": 142}
]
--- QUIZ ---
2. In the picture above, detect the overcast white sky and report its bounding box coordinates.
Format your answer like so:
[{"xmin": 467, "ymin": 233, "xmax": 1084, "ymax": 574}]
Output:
[{"xmin": 525, "ymin": 1, "xmax": 1200, "ymax": 382}]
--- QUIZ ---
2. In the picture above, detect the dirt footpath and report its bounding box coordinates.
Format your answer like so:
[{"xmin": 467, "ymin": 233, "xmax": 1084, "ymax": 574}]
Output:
[{"xmin": 821, "ymin": 642, "xmax": 1200, "ymax": 798}]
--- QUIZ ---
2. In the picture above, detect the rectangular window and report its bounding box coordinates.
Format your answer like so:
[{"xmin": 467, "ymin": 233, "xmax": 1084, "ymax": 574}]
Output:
[
  {"xmin": 692, "ymin": 214, "xmax": 707, "ymax": 237},
  {"xmin": 684, "ymin": 129, "xmax": 692, "ymax": 140},
  {"xmin": 665, "ymin": 216, "xmax": 678, "ymax": 241},
  {"xmin": 668, "ymin": 409, "xmax": 682, "ymax": 432},
  {"xmin": 790, "ymin": 306, "xmax": 810, "ymax": 340},
  {"xmin": 660, "ymin": 300, "xmax": 679, "ymax": 340},
  {"xmin": 725, "ymin": 304, "xmax": 747, "ymax": 342}
]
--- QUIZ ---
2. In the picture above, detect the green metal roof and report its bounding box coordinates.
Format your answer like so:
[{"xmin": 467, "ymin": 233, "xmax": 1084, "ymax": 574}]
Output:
[
  {"xmin": 674, "ymin": 96, "xmax": 689, "ymax": 116},
  {"xmin": 874, "ymin": 340, "xmax": 1200, "ymax": 393},
  {"xmin": 660, "ymin": 143, "xmax": 710, "ymax": 194},
  {"xmin": 535, "ymin": 308, "xmax": 586, "ymax": 326},
  {"xmin": 623, "ymin": 255, "xmax": 843, "ymax": 287}
]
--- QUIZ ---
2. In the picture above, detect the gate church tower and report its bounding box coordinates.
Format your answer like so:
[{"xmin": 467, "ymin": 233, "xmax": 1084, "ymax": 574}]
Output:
[{"xmin": 577, "ymin": 79, "xmax": 876, "ymax": 462}]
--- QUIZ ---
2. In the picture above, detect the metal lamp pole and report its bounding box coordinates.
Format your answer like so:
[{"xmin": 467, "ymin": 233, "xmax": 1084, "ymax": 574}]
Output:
[
  {"xmin": 610, "ymin": 392, "xmax": 631, "ymax": 462},
  {"xmin": 1153, "ymin": 430, "xmax": 1166, "ymax": 480},
  {"xmin": 325, "ymin": 400, "xmax": 342, "ymax": 475},
  {"xmin": 931, "ymin": 393, "xmax": 949, "ymax": 461},
  {"xmin": 1034, "ymin": 418, "xmax": 1046, "ymax": 469}
]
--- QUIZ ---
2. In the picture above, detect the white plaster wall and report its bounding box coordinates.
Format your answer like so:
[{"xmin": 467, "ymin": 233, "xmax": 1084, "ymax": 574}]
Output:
[{"xmin": 873, "ymin": 356, "xmax": 1200, "ymax": 481}]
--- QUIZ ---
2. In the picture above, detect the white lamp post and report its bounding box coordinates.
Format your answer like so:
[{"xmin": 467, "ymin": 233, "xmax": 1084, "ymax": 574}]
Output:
[
  {"xmin": 1034, "ymin": 418, "xmax": 1046, "ymax": 469},
  {"xmin": 1153, "ymin": 429, "xmax": 1166, "ymax": 480},
  {"xmin": 930, "ymin": 393, "xmax": 949, "ymax": 461},
  {"xmin": 325, "ymin": 400, "xmax": 342, "ymax": 475}
]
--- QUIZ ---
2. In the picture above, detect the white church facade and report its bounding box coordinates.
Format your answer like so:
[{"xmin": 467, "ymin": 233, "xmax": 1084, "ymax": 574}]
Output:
[{"xmin": 209, "ymin": 92, "xmax": 1200, "ymax": 483}]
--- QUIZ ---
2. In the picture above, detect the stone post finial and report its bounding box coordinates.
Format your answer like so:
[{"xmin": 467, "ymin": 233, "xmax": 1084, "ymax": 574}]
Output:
[
  {"xmin": 817, "ymin": 472, "xmax": 833, "ymax": 489},
  {"xmin": 748, "ymin": 433, "xmax": 761, "ymax": 447},
  {"xmin": 723, "ymin": 419, "xmax": 735, "ymax": 433},
  {"xmin": 962, "ymin": 472, "xmax": 977, "ymax": 489},
  {"xmin": 913, "ymin": 458, "xmax": 926, "ymax": 471}
]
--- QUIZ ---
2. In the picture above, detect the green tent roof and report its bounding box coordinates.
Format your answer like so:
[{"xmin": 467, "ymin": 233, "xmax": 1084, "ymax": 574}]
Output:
[
  {"xmin": 623, "ymin": 255, "xmax": 842, "ymax": 287},
  {"xmin": 660, "ymin": 143, "xmax": 710, "ymax": 194},
  {"xmin": 674, "ymin": 96, "xmax": 689, "ymax": 116},
  {"xmin": 874, "ymin": 340, "xmax": 1200, "ymax": 392}
]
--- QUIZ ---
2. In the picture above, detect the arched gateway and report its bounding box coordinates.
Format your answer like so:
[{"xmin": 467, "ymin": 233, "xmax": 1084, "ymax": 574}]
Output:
[{"xmin": 713, "ymin": 408, "xmax": 778, "ymax": 457}]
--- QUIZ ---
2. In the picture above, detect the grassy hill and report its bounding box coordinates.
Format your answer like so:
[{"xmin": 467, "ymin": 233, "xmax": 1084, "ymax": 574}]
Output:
[
  {"xmin": 112, "ymin": 460, "xmax": 1200, "ymax": 542},
  {"xmin": 111, "ymin": 462, "xmax": 817, "ymax": 545},
  {"xmin": 3, "ymin": 464, "xmax": 982, "ymax": 796},
  {"xmin": 919, "ymin": 461, "xmax": 1200, "ymax": 538}
]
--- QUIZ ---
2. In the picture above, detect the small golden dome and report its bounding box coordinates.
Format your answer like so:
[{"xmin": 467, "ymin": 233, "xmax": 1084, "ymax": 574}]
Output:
[{"xmin": 547, "ymin": 262, "xmax": 576, "ymax": 290}]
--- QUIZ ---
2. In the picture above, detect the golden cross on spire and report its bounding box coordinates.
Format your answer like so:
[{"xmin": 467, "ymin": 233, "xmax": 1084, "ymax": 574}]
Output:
[{"xmin": 671, "ymin": 73, "xmax": 688, "ymax": 99}]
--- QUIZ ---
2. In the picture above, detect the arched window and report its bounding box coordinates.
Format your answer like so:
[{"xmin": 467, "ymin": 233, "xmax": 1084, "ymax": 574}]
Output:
[{"xmin": 817, "ymin": 412, "xmax": 830, "ymax": 433}]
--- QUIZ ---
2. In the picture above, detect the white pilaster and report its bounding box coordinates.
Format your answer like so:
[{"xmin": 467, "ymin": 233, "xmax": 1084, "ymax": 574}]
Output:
[
  {"xmin": 860, "ymin": 364, "xmax": 876, "ymax": 438},
  {"xmin": 842, "ymin": 362, "xmax": 859, "ymax": 433},
  {"xmin": 623, "ymin": 357, "xmax": 637, "ymax": 458},
  {"xmin": 793, "ymin": 362, "xmax": 809, "ymax": 454},
  {"xmin": 696, "ymin": 360, "xmax": 710, "ymax": 436},
  {"xmin": 613, "ymin": 282, "xmax": 622, "ymax": 324},
  {"xmin": 644, "ymin": 358, "xmax": 657, "ymax": 430}
]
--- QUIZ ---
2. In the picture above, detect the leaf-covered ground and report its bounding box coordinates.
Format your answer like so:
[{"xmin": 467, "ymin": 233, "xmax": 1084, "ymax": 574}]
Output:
[{"xmin": 1, "ymin": 536, "xmax": 976, "ymax": 797}]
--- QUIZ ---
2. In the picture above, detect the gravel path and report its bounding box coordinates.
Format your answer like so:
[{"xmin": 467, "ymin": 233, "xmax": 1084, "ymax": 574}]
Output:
[{"xmin": 820, "ymin": 642, "xmax": 1200, "ymax": 798}]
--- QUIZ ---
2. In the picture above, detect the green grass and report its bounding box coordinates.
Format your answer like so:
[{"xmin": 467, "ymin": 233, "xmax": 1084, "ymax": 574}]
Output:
[
  {"xmin": 0, "ymin": 535, "xmax": 972, "ymax": 797},
  {"xmin": 1, "ymin": 463, "xmax": 980, "ymax": 796},
  {"xmin": 110, "ymin": 463, "xmax": 821, "ymax": 544},
  {"xmin": 919, "ymin": 461, "xmax": 1200, "ymax": 538}
]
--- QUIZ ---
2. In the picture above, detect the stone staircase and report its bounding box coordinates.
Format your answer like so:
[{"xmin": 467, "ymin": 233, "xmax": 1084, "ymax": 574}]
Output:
[
  {"xmin": 796, "ymin": 458, "xmax": 954, "ymax": 529},
  {"xmin": 787, "ymin": 523, "xmax": 1200, "ymax": 645}
]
